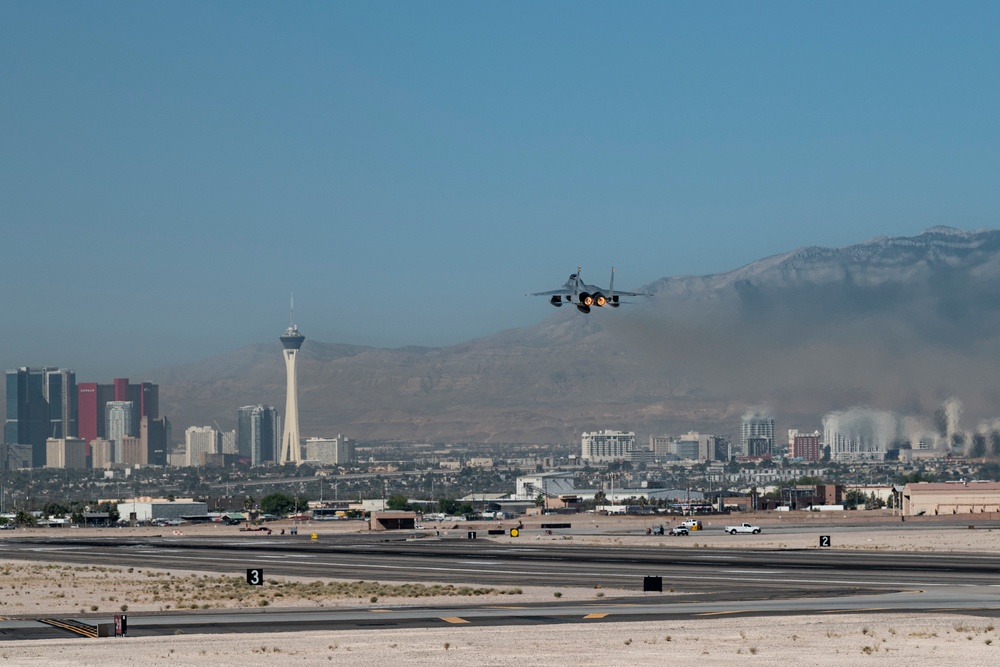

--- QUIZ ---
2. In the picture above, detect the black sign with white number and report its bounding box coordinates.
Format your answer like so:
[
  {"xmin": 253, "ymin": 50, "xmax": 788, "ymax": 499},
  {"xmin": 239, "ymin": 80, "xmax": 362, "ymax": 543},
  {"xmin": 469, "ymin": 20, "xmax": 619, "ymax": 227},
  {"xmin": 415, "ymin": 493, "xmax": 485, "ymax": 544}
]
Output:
[
  {"xmin": 247, "ymin": 568, "xmax": 264, "ymax": 585},
  {"xmin": 819, "ymin": 535, "xmax": 831, "ymax": 548}
]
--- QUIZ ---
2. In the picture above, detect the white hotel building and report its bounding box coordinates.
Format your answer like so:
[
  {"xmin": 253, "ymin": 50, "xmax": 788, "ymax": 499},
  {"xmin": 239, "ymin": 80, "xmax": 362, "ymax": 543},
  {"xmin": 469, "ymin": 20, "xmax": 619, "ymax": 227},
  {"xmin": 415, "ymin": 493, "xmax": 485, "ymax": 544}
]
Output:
[{"xmin": 581, "ymin": 430, "xmax": 636, "ymax": 463}]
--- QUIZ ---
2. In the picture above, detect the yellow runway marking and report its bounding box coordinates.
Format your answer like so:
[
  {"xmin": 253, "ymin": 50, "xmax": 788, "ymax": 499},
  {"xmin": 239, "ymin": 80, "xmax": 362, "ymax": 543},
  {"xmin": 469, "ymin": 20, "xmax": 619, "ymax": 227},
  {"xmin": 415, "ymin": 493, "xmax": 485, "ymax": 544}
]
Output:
[
  {"xmin": 584, "ymin": 613, "xmax": 609, "ymax": 619},
  {"xmin": 38, "ymin": 619, "xmax": 98, "ymax": 638},
  {"xmin": 440, "ymin": 617, "xmax": 470, "ymax": 624},
  {"xmin": 823, "ymin": 608, "xmax": 888, "ymax": 614},
  {"xmin": 369, "ymin": 609, "xmax": 393, "ymax": 613}
]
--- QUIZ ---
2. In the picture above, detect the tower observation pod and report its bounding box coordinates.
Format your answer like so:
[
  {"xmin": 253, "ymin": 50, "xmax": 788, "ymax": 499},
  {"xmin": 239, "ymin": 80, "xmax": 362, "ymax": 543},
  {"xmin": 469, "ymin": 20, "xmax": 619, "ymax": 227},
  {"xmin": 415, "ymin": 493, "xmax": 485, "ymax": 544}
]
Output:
[{"xmin": 279, "ymin": 310, "xmax": 305, "ymax": 464}]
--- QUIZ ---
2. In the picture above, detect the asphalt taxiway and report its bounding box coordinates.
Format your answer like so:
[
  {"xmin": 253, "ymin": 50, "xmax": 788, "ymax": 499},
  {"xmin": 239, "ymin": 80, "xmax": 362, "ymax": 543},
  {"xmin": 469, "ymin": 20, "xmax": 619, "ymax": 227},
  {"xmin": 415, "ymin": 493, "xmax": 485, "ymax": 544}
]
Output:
[{"xmin": 3, "ymin": 532, "xmax": 1000, "ymax": 640}]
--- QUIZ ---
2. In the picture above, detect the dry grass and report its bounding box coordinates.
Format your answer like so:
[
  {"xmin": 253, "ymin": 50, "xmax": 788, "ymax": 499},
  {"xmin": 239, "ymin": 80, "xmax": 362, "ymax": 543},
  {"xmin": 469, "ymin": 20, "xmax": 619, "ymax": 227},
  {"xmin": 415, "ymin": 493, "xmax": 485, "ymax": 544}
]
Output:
[{"xmin": 0, "ymin": 562, "xmax": 523, "ymax": 614}]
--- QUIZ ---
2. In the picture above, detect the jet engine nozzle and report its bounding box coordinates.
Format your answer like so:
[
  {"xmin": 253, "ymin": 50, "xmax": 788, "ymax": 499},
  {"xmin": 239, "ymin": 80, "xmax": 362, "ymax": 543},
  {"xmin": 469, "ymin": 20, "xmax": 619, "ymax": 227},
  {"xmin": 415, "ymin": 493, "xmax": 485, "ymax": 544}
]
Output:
[
  {"xmin": 592, "ymin": 293, "xmax": 607, "ymax": 307},
  {"xmin": 579, "ymin": 292, "xmax": 594, "ymax": 307}
]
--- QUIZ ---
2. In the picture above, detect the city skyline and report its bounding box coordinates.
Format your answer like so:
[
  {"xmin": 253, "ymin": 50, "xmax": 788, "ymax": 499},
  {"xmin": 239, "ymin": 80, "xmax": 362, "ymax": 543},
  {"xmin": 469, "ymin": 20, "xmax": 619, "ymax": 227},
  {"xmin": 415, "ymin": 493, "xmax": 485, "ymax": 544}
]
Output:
[{"xmin": 5, "ymin": 4, "xmax": 1000, "ymax": 376}]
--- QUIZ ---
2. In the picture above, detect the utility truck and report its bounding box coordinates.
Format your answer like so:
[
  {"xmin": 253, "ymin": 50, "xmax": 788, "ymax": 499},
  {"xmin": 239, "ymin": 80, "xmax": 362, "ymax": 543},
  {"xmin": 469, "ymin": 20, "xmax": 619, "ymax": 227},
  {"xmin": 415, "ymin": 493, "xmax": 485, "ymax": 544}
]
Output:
[{"xmin": 724, "ymin": 522, "xmax": 761, "ymax": 535}]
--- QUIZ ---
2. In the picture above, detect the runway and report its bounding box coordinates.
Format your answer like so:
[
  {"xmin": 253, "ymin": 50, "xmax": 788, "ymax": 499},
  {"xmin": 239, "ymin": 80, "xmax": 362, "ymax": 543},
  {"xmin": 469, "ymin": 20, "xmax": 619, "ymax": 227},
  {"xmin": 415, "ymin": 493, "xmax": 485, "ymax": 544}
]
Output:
[{"xmin": 3, "ymin": 532, "xmax": 1000, "ymax": 640}]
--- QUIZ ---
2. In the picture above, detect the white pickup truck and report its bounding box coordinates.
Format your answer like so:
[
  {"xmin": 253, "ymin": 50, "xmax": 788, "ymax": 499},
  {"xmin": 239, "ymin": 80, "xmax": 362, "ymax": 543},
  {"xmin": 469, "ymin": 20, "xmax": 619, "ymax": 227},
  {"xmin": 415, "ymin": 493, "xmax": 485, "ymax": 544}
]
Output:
[{"xmin": 724, "ymin": 522, "xmax": 761, "ymax": 535}]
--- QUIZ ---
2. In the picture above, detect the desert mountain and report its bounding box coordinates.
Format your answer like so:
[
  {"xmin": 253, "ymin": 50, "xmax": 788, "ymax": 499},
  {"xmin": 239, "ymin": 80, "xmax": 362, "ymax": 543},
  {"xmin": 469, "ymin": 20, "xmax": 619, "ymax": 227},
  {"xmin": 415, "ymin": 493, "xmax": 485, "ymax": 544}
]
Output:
[{"xmin": 152, "ymin": 227, "xmax": 1000, "ymax": 444}]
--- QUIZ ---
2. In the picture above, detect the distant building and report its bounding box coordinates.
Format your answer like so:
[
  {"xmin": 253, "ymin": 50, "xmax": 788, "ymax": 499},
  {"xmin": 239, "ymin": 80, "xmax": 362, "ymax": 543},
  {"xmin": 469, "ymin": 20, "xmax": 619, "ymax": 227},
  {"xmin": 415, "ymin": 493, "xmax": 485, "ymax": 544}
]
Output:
[
  {"xmin": 140, "ymin": 416, "xmax": 169, "ymax": 466},
  {"xmin": 304, "ymin": 435, "xmax": 354, "ymax": 466},
  {"xmin": 824, "ymin": 409, "xmax": 896, "ymax": 462},
  {"xmin": 1, "ymin": 443, "xmax": 33, "ymax": 470},
  {"xmin": 746, "ymin": 436, "xmax": 772, "ymax": 458},
  {"xmin": 5, "ymin": 368, "xmax": 47, "ymax": 466},
  {"xmin": 45, "ymin": 437, "xmax": 88, "ymax": 469},
  {"xmin": 220, "ymin": 429, "xmax": 237, "ymax": 455},
  {"xmin": 237, "ymin": 405, "xmax": 279, "ymax": 465},
  {"xmin": 791, "ymin": 431, "xmax": 822, "ymax": 461},
  {"xmin": 740, "ymin": 414, "xmax": 774, "ymax": 458},
  {"xmin": 77, "ymin": 379, "xmax": 158, "ymax": 445},
  {"xmin": 649, "ymin": 435, "xmax": 671, "ymax": 458},
  {"xmin": 43, "ymin": 368, "xmax": 77, "ymax": 439},
  {"xmin": 671, "ymin": 432, "xmax": 719, "ymax": 461},
  {"xmin": 90, "ymin": 438, "xmax": 114, "ymax": 469},
  {"xmin": 119, "ymin": 436, "xmax": 144, "ymax": 466},
  {"xmin": 581, "ymin": 430, "xmax": 636, "ymax": 463},
  {"xmin": 185, "ymin": 426, "xmax": 220, "ymax": 467},
  {"xmin": 203, "ymin": 453, "xmax": 244, "ymax": 467},
  {"xmin": 714, "ymin": 437, "xmax": 733, "ymax": 461},
  {"xmin": 105, "ymin": 401, "xmax": 133, "ymax": 463}
]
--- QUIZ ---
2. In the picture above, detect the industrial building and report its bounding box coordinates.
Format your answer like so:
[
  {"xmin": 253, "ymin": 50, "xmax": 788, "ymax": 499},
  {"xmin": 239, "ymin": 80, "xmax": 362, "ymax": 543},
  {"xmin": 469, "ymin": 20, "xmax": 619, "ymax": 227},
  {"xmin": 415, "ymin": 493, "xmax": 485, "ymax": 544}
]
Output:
[
  {"xmin": 117, "ymin": 498, "xmax": 208, "ymax": 523},
  {"xmin": 902, "ymin": 482, "xmax": 1000, "ymax": 516}
]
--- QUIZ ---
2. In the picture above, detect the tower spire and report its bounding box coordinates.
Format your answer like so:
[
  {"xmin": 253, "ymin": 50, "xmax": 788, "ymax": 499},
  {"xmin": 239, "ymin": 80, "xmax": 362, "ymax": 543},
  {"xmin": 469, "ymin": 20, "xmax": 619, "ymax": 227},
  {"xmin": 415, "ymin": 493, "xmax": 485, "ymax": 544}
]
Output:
[{"xmin": 279, "ymin": 300, "xmax": 305, "ymax": 465}]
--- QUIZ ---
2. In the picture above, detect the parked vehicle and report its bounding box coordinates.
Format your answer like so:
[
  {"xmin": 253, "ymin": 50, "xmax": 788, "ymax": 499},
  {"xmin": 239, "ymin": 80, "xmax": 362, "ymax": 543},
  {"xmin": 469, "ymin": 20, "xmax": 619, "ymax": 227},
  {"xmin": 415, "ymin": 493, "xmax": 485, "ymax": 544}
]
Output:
[
  {"xmin": 725, "ymin": 522, "xmax": 761, "ymax": 535},
  {"xmin": 680, "ymin": 519, "xmax": 703, "ymax": 531},
  {"xmin": 668, "ymin": 526, "xmax": 689, "ymax": 536}
]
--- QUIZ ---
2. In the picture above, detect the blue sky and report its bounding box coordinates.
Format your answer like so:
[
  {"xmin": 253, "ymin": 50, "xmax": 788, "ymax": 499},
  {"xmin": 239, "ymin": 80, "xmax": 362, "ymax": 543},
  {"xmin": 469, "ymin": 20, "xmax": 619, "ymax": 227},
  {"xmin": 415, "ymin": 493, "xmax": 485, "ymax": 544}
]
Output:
[{"xmin": 2, "ymin": 3, "xmax": 999, "ymax": 378}]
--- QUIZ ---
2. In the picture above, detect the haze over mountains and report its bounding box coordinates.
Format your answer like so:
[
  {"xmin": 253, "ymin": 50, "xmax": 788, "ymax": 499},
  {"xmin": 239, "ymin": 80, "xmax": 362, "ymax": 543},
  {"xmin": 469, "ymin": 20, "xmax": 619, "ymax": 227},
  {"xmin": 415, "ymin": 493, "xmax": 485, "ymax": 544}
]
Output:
[{"xmin": 145, "ymin": 227, "xmax": 1000, "ymax": 445}]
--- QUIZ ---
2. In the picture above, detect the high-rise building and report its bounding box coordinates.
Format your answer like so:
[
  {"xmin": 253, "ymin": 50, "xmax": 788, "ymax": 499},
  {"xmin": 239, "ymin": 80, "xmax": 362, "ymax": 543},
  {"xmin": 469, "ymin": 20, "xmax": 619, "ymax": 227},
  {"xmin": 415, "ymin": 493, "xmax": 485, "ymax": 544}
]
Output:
[
  {"xmin": 278, "ymin": 305, "xmax": 305, "ymax": 465},
  {"xmin": 45, "ymin": 437, "xmax": 88, "ymax": 469},
  {"xmin": 671, "ymin": 432, "xmax": 719, "ymax": 461},
  {"xmin": 649, "ymin": 435, "xmax": 671, "ymax": 458},
  {"xmin": 792, "ymin": 431, "xmax": 822, "ymax": 461},
  {"xmin": 6, "ymin": 368, "xmax": 54, "ymax": 466},
  {"xmin": 90, "ymin": 438, "xmax": 114, "ymax": 469},
  {"xmin": 106, "ymin": 401, "xmax": 134, "ymax": 463},
  {"xmin": 2, "ymin": 442, "xmax": 33, "ymax": 470},
  {"xmin": 77, "ymin": 379, "xmax": 157, "ymax": 444},
  {"xmin": 740, "ymin": 414, "xmax": 775, "ymax": 457},
  {"xmin": 185, "ymin": 426, "xmax": 220, "ymax": 467},
  {"xmin": 237, "ymin": 405, "xmax": 279, "ymax": 465},
  {"xmin": 581, "ymin": 430, "xmax": 636, "ymax": 462},
  {"xmin": 304, "ymin": 435, "xmax": 354, "ymax": 466},
  {"xmin": 220, "ymin": 430, "xmax": 237, "ymax": 455},
  {"xmin": 43, "ymin": 368, "xmax": 77, "ymax": 439},
  {"xmin": 119, "ymin": 436, "xmax": 144, "ymax": 466},
  {"xmin": 140, "ymin": 416, "xmax": 169, "ymax": 466}
]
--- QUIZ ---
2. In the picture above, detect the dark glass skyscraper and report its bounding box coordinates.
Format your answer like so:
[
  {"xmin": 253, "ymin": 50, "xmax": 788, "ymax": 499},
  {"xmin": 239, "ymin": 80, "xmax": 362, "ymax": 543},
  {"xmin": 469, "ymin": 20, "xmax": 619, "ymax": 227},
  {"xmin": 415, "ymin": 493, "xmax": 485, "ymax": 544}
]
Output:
[
  {"xmin": 5, "ymin": 367, "xmax": 60, "ymax": 467},
  {"xmin": 237, "ymin": 405, "xmax": 279, "ymax": 466},
  {"xmin": 43, "ymin": 368, "xmax": 77, "ymax": 439}
]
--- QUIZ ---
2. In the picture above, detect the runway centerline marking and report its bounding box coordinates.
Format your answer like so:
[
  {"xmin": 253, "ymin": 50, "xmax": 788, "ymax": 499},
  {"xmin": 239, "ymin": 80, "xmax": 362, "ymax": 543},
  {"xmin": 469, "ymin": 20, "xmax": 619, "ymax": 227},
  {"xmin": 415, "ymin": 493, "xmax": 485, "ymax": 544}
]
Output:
[{"xmin": 440, "ymin": 617, "xmax": 470, "ymax": 624}]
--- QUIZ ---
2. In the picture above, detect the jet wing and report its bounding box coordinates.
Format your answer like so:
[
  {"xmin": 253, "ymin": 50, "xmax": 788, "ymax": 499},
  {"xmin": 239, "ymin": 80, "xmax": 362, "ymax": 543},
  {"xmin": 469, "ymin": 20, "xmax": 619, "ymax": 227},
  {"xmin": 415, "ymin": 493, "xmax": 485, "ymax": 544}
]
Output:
[{"xmin": 529, "ymin": 288, "xmax": 573, "ymax": 297}]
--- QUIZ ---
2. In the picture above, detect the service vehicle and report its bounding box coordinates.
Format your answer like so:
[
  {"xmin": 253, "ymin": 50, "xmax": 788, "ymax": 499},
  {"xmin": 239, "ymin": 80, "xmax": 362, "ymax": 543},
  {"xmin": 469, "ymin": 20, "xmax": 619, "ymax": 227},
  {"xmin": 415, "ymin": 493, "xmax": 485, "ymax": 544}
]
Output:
[
  {"xmin": 680, "ymin": 519, "xmax": 703, "ymax": 530},
  {"xmin": 725, "ymin": 522, "xmax": 761, "ymax": 535},
  {"xmin": 668, "ymin": 526, "xmax": 690, "ymax": 536}
]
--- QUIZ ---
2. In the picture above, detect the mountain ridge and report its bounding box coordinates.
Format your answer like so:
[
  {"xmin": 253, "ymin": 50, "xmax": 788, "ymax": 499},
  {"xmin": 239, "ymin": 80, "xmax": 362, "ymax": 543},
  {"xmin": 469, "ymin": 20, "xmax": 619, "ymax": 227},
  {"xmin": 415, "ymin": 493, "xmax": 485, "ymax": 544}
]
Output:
[{"xmin": 144, "ymin": 226, "xmax": 1000, "ymax": 444}]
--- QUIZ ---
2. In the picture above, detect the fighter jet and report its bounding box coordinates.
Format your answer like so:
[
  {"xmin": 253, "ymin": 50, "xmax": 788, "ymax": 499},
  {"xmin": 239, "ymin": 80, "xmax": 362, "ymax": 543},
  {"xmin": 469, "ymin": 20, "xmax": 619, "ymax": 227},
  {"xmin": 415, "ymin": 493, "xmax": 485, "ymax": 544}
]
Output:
[{"xmin": 529, "ymin": 267, "xmax": 647, "ymax": 313}]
